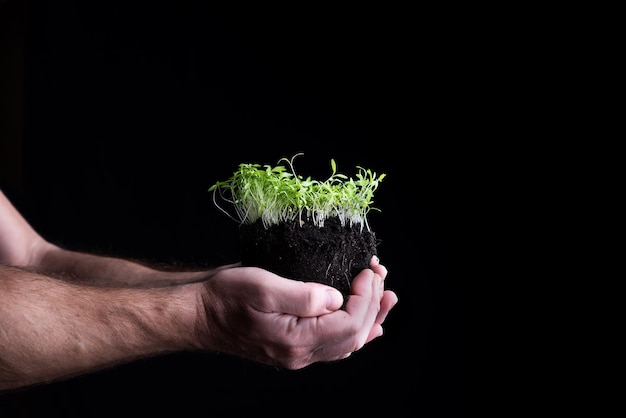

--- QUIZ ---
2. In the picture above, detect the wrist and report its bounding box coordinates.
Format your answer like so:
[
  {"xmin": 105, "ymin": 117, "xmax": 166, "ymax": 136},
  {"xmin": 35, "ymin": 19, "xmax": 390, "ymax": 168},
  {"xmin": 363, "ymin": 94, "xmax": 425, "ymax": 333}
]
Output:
[{"xmin": 144, "ymin": 282, "xmax": 205, "ymax": 352}]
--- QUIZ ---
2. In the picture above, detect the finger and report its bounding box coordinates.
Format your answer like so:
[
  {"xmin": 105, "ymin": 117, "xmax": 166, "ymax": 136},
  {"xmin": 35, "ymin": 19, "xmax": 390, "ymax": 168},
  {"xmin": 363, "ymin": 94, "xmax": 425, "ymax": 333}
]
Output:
[
  {"xmin": 361, "ymin": 290, "xmax": 399, "ymax": 345},
  {"xmin": 365, "ymin": 323, "xmax": 384, "ymax": 344},
  {"xmin": 376, "ymin": 290, "xmax": 399, "ymax": 325},
  {"xmin": 282, "ymin": 281, "xmax": 344, "ymax": 317},
  {"xmin": 244, "ymin": 267, "xmax": 344, "ymax": 317},
  {"xmin": 343, "ymin": 269, "xmax": 383, "ymax": 345},
  {"xmin": 345, "ymin": 268, "xmax": 381, "ymax": 314},
  {"xmin": 369, "ymin": 255, "xmax": 387, "ymax": 280},
  {"xmin": 363, "ymin": 289, "xmax": 399, "ymax": 343}
]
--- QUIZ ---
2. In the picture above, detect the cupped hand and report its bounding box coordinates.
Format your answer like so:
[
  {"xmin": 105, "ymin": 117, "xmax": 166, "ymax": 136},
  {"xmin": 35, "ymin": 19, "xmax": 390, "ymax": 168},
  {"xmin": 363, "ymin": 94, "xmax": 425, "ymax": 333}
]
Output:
[{"xmin": 194, "ymin": 257, "xmax": 397, "ymax": 369}]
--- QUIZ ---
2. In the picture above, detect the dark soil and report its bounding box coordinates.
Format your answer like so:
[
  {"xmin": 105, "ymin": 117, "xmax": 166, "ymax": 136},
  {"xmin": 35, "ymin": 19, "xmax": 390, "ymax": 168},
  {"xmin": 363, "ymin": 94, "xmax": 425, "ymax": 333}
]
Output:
[{"xmin": 239, "ymin": 217, "xmax": 378, "ymax": 298}]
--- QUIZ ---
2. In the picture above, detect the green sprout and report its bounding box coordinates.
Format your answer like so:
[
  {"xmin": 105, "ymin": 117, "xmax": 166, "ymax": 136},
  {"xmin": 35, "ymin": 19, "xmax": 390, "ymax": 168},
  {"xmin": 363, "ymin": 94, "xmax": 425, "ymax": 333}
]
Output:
[{"xmin": 208, "ymin": 153, "xmax": 386, "ymax": 232}]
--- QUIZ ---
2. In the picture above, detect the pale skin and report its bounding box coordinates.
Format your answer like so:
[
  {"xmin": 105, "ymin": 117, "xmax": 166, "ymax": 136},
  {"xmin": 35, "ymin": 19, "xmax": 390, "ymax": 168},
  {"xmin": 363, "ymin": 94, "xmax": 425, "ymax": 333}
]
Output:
[{"xmin": 0, "ymin": 189, "xmax": 398, "ymax": 391}]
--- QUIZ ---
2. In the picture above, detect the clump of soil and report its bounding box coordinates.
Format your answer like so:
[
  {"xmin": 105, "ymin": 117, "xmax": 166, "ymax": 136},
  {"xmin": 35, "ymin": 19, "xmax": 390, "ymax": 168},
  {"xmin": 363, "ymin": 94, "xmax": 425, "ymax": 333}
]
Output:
[{"xmin": 239, "ymin": 217, "xmax": 378, "ymax": 298}]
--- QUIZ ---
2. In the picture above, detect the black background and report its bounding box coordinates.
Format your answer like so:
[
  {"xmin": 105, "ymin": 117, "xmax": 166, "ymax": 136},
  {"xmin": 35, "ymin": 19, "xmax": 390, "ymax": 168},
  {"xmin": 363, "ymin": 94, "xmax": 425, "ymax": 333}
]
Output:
[{"xmin": 0, "ymin": 1, "xmax": 517, "ymax": 416}]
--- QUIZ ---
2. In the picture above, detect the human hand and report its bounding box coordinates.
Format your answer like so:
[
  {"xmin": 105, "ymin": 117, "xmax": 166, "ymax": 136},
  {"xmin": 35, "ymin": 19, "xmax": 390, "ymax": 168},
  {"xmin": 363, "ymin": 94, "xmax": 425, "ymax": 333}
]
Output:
[{"xmin": 192, "ymin": 257, "xmax": 398, "ymax": 369}]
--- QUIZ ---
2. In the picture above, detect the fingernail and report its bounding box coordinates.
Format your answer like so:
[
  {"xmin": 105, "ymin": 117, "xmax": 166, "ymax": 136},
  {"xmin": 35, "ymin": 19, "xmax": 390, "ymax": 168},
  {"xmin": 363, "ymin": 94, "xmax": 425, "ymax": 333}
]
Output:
[{"xmin": 326, "ymin": 289, "xmax": 343, "ymax": 310}]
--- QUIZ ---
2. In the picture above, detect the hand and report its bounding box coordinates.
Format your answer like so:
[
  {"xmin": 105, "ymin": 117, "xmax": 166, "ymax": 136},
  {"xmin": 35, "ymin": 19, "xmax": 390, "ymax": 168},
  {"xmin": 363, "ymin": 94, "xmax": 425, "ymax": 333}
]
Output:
[{"xmin": 194, "ymin": 257, "xmax": 398, "ymax": 369}]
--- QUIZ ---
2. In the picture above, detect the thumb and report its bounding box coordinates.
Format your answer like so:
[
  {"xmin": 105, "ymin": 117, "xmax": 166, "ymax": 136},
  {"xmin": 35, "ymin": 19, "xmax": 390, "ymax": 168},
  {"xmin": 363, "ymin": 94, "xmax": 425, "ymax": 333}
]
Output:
[{"xmin": 266, "ymin": 277, "xmax": 344, "ymax": 317}]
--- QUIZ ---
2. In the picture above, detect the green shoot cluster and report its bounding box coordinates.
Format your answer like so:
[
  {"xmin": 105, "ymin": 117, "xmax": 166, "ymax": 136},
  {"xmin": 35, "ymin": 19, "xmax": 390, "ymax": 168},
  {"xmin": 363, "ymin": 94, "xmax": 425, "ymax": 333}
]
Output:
[{"xmin": 208, "ymin": 153, "xmax": 385, "ymax": 231}]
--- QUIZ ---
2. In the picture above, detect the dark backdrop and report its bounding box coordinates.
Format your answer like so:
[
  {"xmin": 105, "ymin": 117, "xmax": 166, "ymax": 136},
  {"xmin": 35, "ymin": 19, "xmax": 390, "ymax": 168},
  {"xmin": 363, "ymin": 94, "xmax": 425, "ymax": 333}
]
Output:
[{"xmin": 1, "ymin": 1, "xmax": 486, "ymax": 416}]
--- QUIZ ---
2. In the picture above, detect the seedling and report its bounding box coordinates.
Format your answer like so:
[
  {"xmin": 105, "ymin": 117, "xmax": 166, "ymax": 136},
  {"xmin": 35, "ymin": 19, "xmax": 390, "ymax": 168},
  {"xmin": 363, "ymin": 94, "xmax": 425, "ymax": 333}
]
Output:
[{"xmin": 208, "ymin": 153, "xmax": 385, "ymax": 232}]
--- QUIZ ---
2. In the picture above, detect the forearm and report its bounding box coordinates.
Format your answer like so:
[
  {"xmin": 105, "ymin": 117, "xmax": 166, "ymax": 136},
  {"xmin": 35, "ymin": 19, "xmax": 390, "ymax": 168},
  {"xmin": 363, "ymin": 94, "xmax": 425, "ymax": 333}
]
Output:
[
  {"xmin": 1, "ymin": 189, "xmax": 208, "ymax": 288},
  {"xmin": 0, "ymin": 264, "xmax": 202, "ymax": 391},
  {"xmin": 36, "ymin": 244, "xmax": 209, "ymax": 288}
]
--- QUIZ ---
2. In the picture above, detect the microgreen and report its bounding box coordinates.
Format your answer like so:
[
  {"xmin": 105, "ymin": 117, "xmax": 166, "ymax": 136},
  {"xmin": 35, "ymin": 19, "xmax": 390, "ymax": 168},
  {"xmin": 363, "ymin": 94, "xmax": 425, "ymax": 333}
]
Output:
[{"xmin": 208, "ymin": 153, "xmax": 385, "ymax": 232}]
